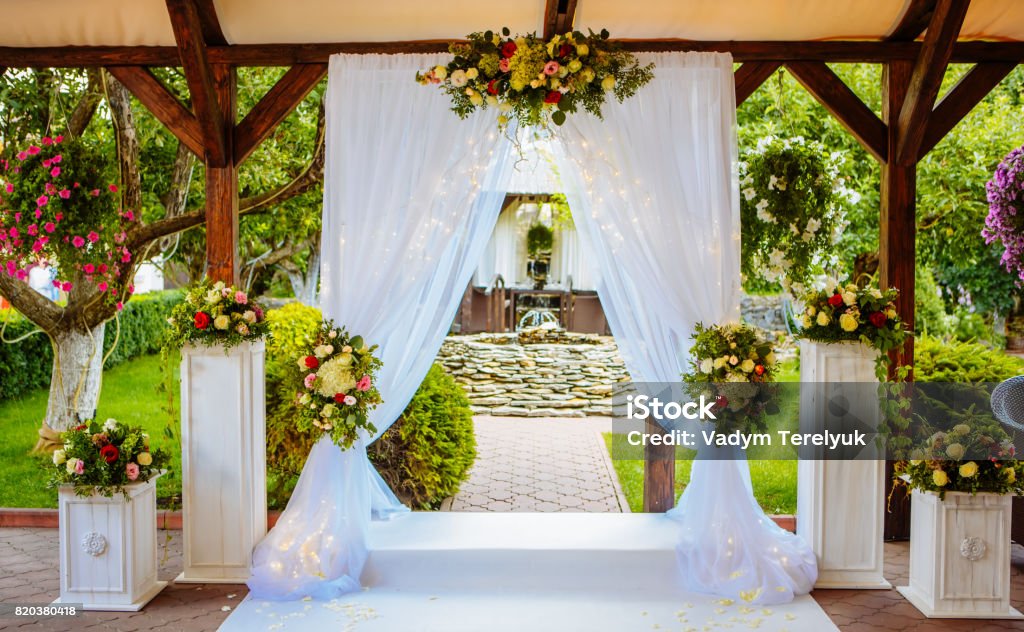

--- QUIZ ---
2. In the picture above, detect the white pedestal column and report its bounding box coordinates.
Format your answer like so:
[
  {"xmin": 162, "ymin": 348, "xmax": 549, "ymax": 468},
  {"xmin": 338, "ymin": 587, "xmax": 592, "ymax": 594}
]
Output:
[
  {"xmin": 55, "ymin": 479, "xmax": 166, "ymax": 611},
  {"xmin": 797, "ymin": 340, "xmax": 889, "ymax": 589},
  {"xmin": 898, "ymin": 490, "xmax": 1023, "ymax": 618},
  {"xmin": 178, "ymin": 341, "xmax": 266, "ymax": 583}
]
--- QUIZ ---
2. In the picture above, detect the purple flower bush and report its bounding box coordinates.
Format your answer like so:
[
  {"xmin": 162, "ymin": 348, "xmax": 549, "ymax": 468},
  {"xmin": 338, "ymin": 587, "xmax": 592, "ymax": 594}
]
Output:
[{"xmin": 983, "ymin": 145, "xmax": 1024, "ymax": 282}]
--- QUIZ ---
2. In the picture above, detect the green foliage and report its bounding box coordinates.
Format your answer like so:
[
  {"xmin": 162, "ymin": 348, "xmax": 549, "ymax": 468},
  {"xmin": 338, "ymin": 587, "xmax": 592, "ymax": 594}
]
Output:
[
  {"xmin": 0, "ymin": 291, "xmax": 181, "ymax": 403},
  {"xmin": 369, "ymin": 364, "xmax": 476, "ymax": 509},
  {"xmin": 739, "ymin": 136, "xmax": 851, "ymax": 293},
  {"xmin": 914, "ymin": 335, "xmax": 1024, "ymax": 383},
  {"xmin": 914, "ymin": 266, "xmax": 951, "ymax": 337},
  {"xmin": 526, "ymin": 222, "xmax": 554, "ymax": 258}
]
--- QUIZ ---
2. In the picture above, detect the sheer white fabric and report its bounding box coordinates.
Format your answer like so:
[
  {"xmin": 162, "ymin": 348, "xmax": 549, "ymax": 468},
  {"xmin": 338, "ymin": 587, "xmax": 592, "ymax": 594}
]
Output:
[
  {"xmin": 248, "ymin": 53, "xmax": 514, "ymax": 600},
  {"xmin": 554, "ymin": 52, "xmax": 816, "ymax": 604},
  {"xmin": 475, "ymin": 203, "xmax": 521, "ymax": 287}
]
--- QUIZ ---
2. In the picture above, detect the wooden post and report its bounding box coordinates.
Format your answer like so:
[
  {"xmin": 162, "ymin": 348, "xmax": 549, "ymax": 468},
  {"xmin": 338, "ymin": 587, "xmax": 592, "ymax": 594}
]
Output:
[
  {"xmin": 205, "ymin": 63, "xmax": 238, "ymax": 285},
  {"xmin": 642, "ymin": 417, "xmax": 675, "ymax": 512},
  {"xmin": 881, "ymin": 60, "xmax": 915, "ymax": 540}
]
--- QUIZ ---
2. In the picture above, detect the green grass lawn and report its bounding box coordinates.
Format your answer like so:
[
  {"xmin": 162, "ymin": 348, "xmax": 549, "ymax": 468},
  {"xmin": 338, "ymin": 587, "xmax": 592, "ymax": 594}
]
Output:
[
  {"xmin": 604, "ymin": 356, "xmax": 800, "ymax": 514},
  {"xmin": 0, "ymin": 352, "xmax": 182, "ymax": 509}
]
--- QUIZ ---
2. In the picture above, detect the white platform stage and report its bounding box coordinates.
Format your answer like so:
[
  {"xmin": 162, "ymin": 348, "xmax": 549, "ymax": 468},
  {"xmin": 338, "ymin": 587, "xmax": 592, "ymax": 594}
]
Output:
[{"xmin": 219, "ymin": 513, "xmax": 838, "ymax": 631}]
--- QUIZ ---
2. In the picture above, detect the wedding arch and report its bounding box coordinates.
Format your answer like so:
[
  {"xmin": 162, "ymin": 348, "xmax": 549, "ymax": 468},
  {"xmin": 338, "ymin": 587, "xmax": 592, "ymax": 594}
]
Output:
[{"xmin": 244, "ymin": 50, "xmax": 817, "ymax": 605}]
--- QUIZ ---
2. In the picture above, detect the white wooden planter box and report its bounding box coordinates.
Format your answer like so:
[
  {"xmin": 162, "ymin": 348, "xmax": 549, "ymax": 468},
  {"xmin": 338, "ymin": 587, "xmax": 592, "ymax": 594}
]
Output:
[
  {"xmin": 797, "ymin": 340, "xmax": 889, "ymax": 589},
  {"xmin": 898, "ymin": 489, "xmax": 1023, "ymax": 619},
  {"xmin": 178, "ymin": 340, "xmax": 267, "ymax": 583},
  {"xmin": 55, "ymin": 478, "xmax": 165, "ymax": 611}
]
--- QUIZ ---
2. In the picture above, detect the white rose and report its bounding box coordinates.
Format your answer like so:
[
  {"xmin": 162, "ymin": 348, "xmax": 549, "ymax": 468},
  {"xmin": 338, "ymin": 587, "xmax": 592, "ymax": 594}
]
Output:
[
  {"xmin": 740, "ymin": 359, "xmax": 755, "ymax": 373},
  {"xmin": 213, "ymin": 315, "xmax": 230, "ymax": 330},
  {"xmin": 729, "ymin": 355, "xmax": 739, "ymax": 366},
  {"xmin": 713, "ymin": 356, "xmax": 728, "ymax": 370},
  {"xmin": 450, "ymin": 69, "xmax": 468, "ymax": 87},
  {"xmin": 344, "ymin": 395, "xmax": 358, "ymax": 406},
  {"xmin": 242, "ymin": 310, "xmax": 257, "ymax": 324},
  {"xmin": 322, "ymin": 403, "xmax": 336, "ymax": 418},
  {"xmin": 213, "ymin": 281, "xmax": 226, "ymax": 291},
  {"xmin": 206, "ymin": 289, "xmax": 222, "ymax": 304},
  {"xmin": 52, "ymin": 449, "xmax": 66, "ymax": 465},
  {"xmin": 765, "ymin": 351, "xmax": 777, "ymax": 366},
  {"xmin": 103, "ymin": 418, "xmax": 117, "ymax": 431},
  {"xmin": 699, "ymin": 358, "xmax": 713, "ymax": 374},
  {"xmin": 842, "ymin": 291, "xmax": 857, "ymax": 306},
  {"xmin": 870, "ymin": 288, "xmax": 883, "ymax": 299}
]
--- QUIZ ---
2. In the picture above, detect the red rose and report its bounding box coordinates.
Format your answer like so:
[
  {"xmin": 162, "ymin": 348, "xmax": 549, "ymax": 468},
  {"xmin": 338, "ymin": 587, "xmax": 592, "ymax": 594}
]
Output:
[
  {"xmin": 100, "ymin": 444, "xmax": 119, "ymax": 464},
  {"xmin": 559, "ymin": 43, "xmax": 572, "ymax": 57},
  {"xmin": 501, "ymin": 41, "xmax": 517, "ymax": 58},
  {"xmin": 304, "ymin": 355, "xmax": 319, "ymax": 369},
  {"xmin": 194, "ymin": 311, "xmax": 211, "ymax": 330},
  {"xmin": 334, "ymin": 393, "xmax": 346, "ymax": 404},
  {"xmin": 544, "ymin": 91, "xmax": 562, "ymax": 104},
  {"xmin": 487, "ymin": 79, "xmax": 499, "ymax": 95},
  {"xmin": 868, "ymin": 311, "xmax": 887, "ymax": 328},
  {"xmin": 754, "ymin": 364, "xmax": 765, "ymax": 376},
  {"xmin": 827, "ymin": 293, "xmax": 844, "ymax": 307},
  {"xmin": 74, "ymin": 424, "xmax": 87, "ymax": 431}
]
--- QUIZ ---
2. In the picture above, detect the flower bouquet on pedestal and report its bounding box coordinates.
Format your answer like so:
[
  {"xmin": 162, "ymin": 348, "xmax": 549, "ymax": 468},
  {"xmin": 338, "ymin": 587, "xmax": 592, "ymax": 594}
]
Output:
[
  {"xmin": 164, "ymin": 280, "xmax": 269, "ymax": 351},
  {"xmin": 49, "ymin": 418, "xmax": 168, "ymax": 498},
  {"xmin": 292, "ymin": 321, "xmax": 383, "ymax": 450}
]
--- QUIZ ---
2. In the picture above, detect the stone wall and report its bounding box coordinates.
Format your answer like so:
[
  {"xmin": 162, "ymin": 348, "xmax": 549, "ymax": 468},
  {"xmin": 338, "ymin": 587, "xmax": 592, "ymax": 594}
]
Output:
[
  {"xmin": 436, "ymin": 332, "xmax": 629, "ymax": 417},
  {"xmin": 742, "ymin": 293, "xmax": 790, "ymax": 333}
]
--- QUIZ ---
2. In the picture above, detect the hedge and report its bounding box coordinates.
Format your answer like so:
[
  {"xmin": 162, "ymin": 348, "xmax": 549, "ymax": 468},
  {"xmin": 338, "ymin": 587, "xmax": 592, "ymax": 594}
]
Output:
[
  {"xmin": 0, "ymin": 290, "xmax": 182, "ymax": 403},
  {"xmin": 915, "ymin": 334, "xmax": 1024, "ymax": 383},
  {"xmin": 263, "ymin": 302, "xmax": 477, "ymax": 509}
]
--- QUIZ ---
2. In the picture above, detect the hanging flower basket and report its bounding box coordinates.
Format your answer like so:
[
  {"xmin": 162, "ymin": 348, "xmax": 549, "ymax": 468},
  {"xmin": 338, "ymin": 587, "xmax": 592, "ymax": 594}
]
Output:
[
  {"xmin": 417, "ymin": 28, "xmax": 654, "ymax": 130},
  {"xmin": 983, "ymin": 144, "xmax": 1024, "ymax": 282}
]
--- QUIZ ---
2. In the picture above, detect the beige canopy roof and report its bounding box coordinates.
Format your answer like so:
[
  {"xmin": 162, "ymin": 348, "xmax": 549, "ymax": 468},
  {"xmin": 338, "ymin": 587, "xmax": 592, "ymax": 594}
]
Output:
[{"xmin": 0, "ymin": 0, "xmax": 1020, "ymax": 48}]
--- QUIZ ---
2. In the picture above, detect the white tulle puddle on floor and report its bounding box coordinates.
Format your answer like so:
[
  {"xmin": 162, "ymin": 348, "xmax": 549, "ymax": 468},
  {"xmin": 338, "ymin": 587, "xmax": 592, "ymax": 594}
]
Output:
[{"xmin": 220, "ymin": 514, "xmax": 837, "ymax": 631}]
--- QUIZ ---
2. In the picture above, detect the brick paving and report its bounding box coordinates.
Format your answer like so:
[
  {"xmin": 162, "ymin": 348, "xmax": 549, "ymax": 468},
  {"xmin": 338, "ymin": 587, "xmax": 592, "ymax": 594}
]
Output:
[{"xmin": 447, "ymin": 415, "xmax": 628, "ymax": 512}]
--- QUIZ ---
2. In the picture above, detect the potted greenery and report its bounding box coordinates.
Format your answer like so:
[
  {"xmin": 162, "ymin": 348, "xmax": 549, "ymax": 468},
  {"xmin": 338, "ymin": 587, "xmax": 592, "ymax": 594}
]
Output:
[
  {"xmin": 49, "ymin": 418, "xmax": 169, "ymax": 610},
  {"xmin": 526, "ymin": 222, "xmax": 554, "ymax": 290},
  {"xmin": 163, "ymin": 279, "xmax": 270, "ymax": 583},
  {"xmin": 794, "ymin": 279, "xmax": 907, "ymax": 589}
]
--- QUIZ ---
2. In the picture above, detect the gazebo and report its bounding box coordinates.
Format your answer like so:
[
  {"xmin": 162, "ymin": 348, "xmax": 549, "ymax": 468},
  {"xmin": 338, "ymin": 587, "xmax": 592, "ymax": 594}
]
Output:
[{"xmin": 1, "ymin": 1, "xmax": 1023, "ymax": 626}]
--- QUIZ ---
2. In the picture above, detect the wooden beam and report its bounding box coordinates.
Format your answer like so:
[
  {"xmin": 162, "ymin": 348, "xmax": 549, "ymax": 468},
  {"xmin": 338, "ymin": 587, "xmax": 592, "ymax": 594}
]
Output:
[
  {"xmin": 555, "ymin": 0, "xmax": 579, "ymax": 36},
  {"xmin": 205, "ymin": 63, "xmax": 238, "ymax": 285},
  {"xmin": 104, "ymin": 66, "xmax": 205, "ymax": 158},
  {"xmin": 895, "ymin": 0, "xmax": 971, "ymax": 164},
  {"xmin": 194, "ymin": 0, "xmax": 227, "ymax": 46},
  {"xmin": 0, "ymin": 40, "xmax": 1022, "ymax": 68},
  {"xmin": 543, "ymin": 0, "xmax": 578, "ymax": 39},
  {"xmin": 234, "ymin": 63, "xmax": 327, "ymax": 164},
  {"xmin": 166, "ymin": 0, "xmax": 227, "ymax": 166},
  {"xmin": 542, "ymin": 0, "xmax": 560, "ymax": 40},
  {"xmin": 886, "ymin": 0, "xmax": 939, "ymax": 41},
  {"xmin": 734, "ymin": 61, "xmax": 780, "ymax": 105},
  {"xmin": 786, "ymin": 61, "xmax": 889, "ymax": 162},
  {"xmin": 918, "ymin": 62, "xmax": 1017, "ymax": 158},
  {"xmin": 642, "ymin": 418, "xmax": 675, "ymax": 512}
]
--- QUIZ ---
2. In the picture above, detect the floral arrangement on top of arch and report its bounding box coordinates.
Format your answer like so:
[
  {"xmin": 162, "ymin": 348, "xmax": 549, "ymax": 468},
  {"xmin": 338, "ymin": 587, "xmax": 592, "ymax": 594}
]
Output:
[
  {"xmin": 292, "ymin": 320, "xmax": 383, "ymax": 450},
  {"xmin": 417, "ymin": 28, "xmax": 654, "ymax": 130},
  {"xmin": 0, "ymin": 135, "xmax": 136, "ymax": 309},
  {"xmin": 683, "ymin": 322, "xmax": 780, "ymax": 435},
  {"xmin": 740, "ymin": 136, "xmax": 857, "ymax": 297},
  {"xmin": 164, "ymin": 279, "xmax": 269, "ymax": 351}
]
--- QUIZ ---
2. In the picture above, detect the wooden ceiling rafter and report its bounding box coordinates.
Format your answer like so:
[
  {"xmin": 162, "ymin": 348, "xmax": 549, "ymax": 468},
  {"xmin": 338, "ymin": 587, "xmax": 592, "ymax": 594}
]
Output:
[
  {"xmin": 785, "ymin": 61, "xmax": 888, "ymax": 162},
  {"xmin": 0, "ymin": 40, "xmax": 1021, "ymax": 67},
  {"xmin": 103, "ymin": 65, "xmax": 205, "ymax": 158},
  {"xmin": 886, "ymin": 0, "xmax": 939, "ymax": 41},
  {"xmin": 733, "ymin": 61, "xmax": 780, "ymax": 105},
  {"xmin": 917, "ymin": 61, "xmax": 1017, "ymax": 159},
  {"xmin": 166, "ymin": 0, "xmax": 228, "ymax": 166},
  {"xmin": 543, "ymin": 0, "xmax": 578, "ymax": 39},
  {"xmin": 894, "ymin": 0, "xmax": 971, "ymax": 165},
  {"xmin": 234, "ymin": 63, "xmax": 327, "ymax": 164}
]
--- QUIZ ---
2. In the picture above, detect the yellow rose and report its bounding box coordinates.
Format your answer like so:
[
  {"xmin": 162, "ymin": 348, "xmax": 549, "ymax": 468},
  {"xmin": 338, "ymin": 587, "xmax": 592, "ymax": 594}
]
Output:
[
  {"xmin": 576, "ymin": 43, "xmax": 589, "ymax": 56},
  {"xmin": 959, "ymin": 461, "xmax": 979, "ymax": 478},
  {"xmin": 1006, "ymin": 467, "xmax": 1016, "ymax": 483},
  {"xmin": 816, "ymin": 311, "xmax": 830, "ymax": 327},
  {"xmin": 839, "ymin": 312, "xmax": 859, "ymax": 332},
  {"xmin": 601, "ymin": 75, "xmax": 616, "ymax": 91},
  {"xmin": 568, "ymin": 59, "xmax": 582, "ymax": 73},
  {"xmin": 465, "ymin": 68, "xmax": 479, "ymax": 80},
  {"xmin": 740, "ymin": 359, "xmax": 755, "ymax": 373},
  {"xmin": 433, "ymin": 65, "xmax": 448, "ymax": 80},
  {"xmin": 765, "ymin": 351, "xmax": 777, "ymax": 366},
  {"xmin": 498, "ymin": 115, "xmax": 509, "ymax": 126},
  {"xmin": 932, "ymin": 469, "xmax": 949, "ymax": 487},
  {"xmin": 806, "ymin": 305, "xmax": 817, "ymax": 317},
  {"xmin": 137, "ymin": 452, "xmax": 153, "ymax": 466},
  {"xmin": 946, "ymin": 442, "xmax": 965, "ymax": 460},
  {"xmin": 713, "ymin": 356, "xmax": 728, "ymax": 370},
  {"xmin": 469, "ymin": 92, "xmax": 484, "ymax": 107},
  {"xmin": 52, "ymin": 449, "xmax": 66, "ymax": 466},
  {"xmin": 801, "ymin": 314, "xmax": 813, "ymax": 328},
  {"xmin": 486, "ymin": 95, "xmax": 499, "ymax": 107}
]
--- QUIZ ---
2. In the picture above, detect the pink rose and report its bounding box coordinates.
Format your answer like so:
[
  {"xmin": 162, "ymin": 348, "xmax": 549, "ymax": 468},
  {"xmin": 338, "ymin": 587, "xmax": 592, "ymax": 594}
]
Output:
[
  {"xmin": 235, "ymin": 291, "xmax": 248, "ymax": 305},
  {"xmin": 304, "ymin": 373, "xmax": 317, "ymax": 389},
  {"xmin": 73, "ymin": 459, "xmax": 85, "ymax": 475},
  {"xmin": 357, "ymin": 375, "xmax": 372, "ymax": 392},
  {"xmin": 543, "ymin": 61, "xmax": 560, "ymax": 76},
  {"xmin": 499, "ymin": 58, "xmax": 511, "ymax": 72},
  {"xmin": 126, "ymin": 462, "xmax": 139, "ymax": 481},
  {"xmin": 343, "ymin": 395, "xmax": 357, "ymax": 406},
  {"xmin": 71, "ymin": 236, "xmax": 85, "ymax": 248}
]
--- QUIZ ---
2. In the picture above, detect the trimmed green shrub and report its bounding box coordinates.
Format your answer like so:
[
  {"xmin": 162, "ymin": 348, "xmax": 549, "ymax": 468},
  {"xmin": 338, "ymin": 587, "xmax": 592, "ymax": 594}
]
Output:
[
  {"xmin": 915, "ymin": 334, "xmax": 1024, "ymax": 383},
  {"xmin": 0, "ymin": 290, "xmax": 182, "ymax": 403},
  {"xmin": 914, "ymin": 267, "xmax": 950, "ymax": 337},
  {"xmin": 263, "ymin": 304, "xmax": 477, "ymax": 510},
  {"xmin": 369, "ymin": 364, "xmax": 477, "ymax": 509}
]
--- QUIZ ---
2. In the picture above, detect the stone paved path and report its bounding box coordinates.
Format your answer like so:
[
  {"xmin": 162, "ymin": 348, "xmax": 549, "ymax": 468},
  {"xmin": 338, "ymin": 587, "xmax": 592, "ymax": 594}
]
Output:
[{"xmin": 448, "ymin": 416, "xmax": 628, "ymax": 513}]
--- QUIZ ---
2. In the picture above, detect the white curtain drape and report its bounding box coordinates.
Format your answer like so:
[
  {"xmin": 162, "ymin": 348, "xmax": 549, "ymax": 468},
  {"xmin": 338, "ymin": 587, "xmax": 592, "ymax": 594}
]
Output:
[
  {"xmin": 248, "ymin": 53, "xmax": 514, "ymax": 600},
  {"xmin": 554, "ymin": 51, "xmax": 816, "ymax": 604},
  {"xmin": 475, "ymin": 203, "xmax": 520, "ymax": 287}
]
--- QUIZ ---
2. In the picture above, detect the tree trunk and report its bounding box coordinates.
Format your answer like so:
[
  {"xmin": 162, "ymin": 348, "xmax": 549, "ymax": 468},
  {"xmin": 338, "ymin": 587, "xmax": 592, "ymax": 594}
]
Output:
[
  {"xmin": 285, "ymin": 247, "xmax": 320, "ymax": 306},
  {"xmin": 34, "ymin": 323, "xmax": 107, "ymax": 451}
]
